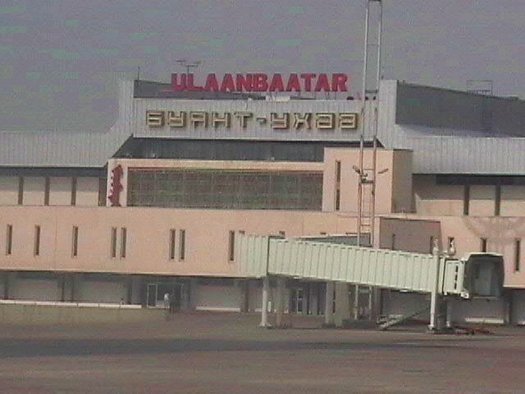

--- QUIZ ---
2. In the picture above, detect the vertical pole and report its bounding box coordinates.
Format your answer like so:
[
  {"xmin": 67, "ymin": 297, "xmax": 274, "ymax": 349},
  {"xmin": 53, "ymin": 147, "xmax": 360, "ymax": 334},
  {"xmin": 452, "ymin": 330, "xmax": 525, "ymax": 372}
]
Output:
[
  {"xmin": 353, "ymin": 284, "xmax": 360, "ymax": 319},
  {"xmin": 275, "ymin": 277, "xmax": 286, "ymax": 328},
  {"xmin": 324, "ymin": 281, "xmax": 335, "ymax": 326},
  {"xmin": 260, "ymin": 276, "xmax": 270, "ymax": 327},
  {"xmin": 429, "ymin": 255, "xmax": 441, "ymax": 331}
]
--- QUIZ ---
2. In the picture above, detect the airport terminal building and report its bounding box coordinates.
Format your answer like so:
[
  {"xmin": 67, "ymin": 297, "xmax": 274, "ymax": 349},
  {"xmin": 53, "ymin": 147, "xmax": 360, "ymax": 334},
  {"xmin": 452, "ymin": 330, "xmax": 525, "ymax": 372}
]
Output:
[{"xmin": 1, "ymin": 76, "xmax": 525, "ymax": 325}]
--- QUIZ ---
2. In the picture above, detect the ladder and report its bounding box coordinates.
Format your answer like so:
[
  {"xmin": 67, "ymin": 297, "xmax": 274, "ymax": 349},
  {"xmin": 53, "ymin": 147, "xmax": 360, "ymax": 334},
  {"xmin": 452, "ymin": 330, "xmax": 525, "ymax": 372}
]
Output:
[{"xmin": 356, "ymin": 0, "xmax": 383, "ymax": 248}]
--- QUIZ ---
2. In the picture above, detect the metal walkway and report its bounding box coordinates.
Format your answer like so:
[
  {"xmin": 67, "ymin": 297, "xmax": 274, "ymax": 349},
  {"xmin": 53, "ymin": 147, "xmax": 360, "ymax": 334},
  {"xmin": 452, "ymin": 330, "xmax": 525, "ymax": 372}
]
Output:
[{"xmin": 235, "ymin": 234, "xmax": 504, "ymax": 330}]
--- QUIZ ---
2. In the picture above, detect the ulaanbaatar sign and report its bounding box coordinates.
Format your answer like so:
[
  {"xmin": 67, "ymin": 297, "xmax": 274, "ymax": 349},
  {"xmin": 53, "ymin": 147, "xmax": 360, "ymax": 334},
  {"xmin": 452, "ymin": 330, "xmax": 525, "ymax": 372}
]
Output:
[
  {"xmin": 170, "ymin": 73, "xmax": 350, "ymax": 93},
  {"xmin": 146, "ymin": 110, "xmax": 358, "ymax": 131}
]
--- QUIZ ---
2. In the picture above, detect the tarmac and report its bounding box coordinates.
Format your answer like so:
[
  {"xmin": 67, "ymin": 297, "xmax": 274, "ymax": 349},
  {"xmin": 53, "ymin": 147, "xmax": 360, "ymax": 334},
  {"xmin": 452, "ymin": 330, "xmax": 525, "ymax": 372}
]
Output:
[{"xmin": 0, "ymin": 312, "xmax": 524, "ymax": 393}]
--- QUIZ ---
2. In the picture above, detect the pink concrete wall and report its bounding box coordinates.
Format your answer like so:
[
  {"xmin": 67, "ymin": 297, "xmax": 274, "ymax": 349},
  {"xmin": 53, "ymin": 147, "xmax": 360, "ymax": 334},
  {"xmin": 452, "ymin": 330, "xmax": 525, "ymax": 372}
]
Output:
[
  {"xmin": 377, "ymin": 217, "xmax": 441, "ymax": 254},
  {"xmin": 322, "ymin": 148, "xmax": 411, "ymax": 214},
  {"xmin": 388, "ymin": 214, "xmax": 525, "ymax": 288},
  {"xmin": 0, "ymin": 206, "xmax": 357, "ymax": 277}
]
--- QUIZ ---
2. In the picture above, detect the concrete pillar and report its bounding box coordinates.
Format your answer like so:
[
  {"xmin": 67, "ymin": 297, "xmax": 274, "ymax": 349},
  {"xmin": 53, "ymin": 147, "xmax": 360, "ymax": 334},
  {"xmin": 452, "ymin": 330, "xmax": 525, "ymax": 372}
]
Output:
[
  {"xmin": 275, "ymin": 277, "xmax": 286, "ymax": 328},
  {"xmin": 334, "ymin": 282, "xmax": 350, "ymax": 327},
  {"xmin": 239, "ymin": 280, "xmax": 250, "ymax": 313},
  {"xmin": 260, "ymin": 276, "xmax": 270, "ymax": 327},
  {"xmin": 353, "ymin": 284, "xmax": 360, "ymax": 319},
  {"xmin": 324, "ymin": 281, "xmax": 335, "ymax": 326},
  {"xmin": 126, "ymin": 276, "xmax": 133, "ymax": 304},
  {"xmin": 429, "ymin": 255, "xmax": 441, "ymax": 331},
  {"xmin": 446, "ymin": 298, "xmax": 453, "ymax": 328}
]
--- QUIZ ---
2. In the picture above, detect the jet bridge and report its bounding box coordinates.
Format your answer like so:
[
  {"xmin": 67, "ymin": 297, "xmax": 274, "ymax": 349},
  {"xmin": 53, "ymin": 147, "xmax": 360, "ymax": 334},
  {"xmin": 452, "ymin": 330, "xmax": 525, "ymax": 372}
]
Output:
[{"xmin": 235, "ymin": 234, "xmax": 504, "ymax": 330}]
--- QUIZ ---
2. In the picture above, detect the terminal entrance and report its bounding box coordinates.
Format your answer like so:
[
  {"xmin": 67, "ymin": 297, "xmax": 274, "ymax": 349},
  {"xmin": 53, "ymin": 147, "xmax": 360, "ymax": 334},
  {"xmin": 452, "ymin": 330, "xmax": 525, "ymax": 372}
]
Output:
[{"xmin": 146, "ymin": 282, "xmax": 183, "ymax": 309}]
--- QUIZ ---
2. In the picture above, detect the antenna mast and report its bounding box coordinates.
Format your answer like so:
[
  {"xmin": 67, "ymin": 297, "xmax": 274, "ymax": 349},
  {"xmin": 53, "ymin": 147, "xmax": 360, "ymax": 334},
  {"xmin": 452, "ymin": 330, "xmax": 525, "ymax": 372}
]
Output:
[{"xmin": 357, "ymin": 0, "xmax": 383, "ymax": 248}]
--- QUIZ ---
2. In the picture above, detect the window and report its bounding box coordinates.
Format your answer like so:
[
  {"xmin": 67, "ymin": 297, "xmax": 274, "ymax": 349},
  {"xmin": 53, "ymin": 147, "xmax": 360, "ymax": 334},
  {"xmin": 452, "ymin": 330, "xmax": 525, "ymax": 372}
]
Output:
[
  {"xmin": 120, "ymin": 227, "xmax": 127, "ymax": 258},
  {"xmin": 71, "ymin": 177, "xmax": 77, "ymax": 206},
  {"xmin": 110, "ymin": 227, "xmax": 117, "ymax": 258},
  {"xmin": 391, "ymin": 233, "xmax": 396, "ymax": 250},
  {"xmin": 18, "ymin": 176, "xmax": 24, "ymax": 205},
  {"xmin": 34, "ymin": 225, "xmax": 41, "ymax": 256},
  {"xmin": 335, "ymin": 189, "xmax": 341, "ymax": 211},
  {"xmin": 169, "ymin": 229, "xmax": 176, "ymax": 260},
  {"xmin": 228, "ymin": 231, "xmax": 235, "ymax": 261},
  {"xmin": 447, "ymin": 237, "xmax": 456, "ymax": 255},
  {"xmin": 278, "ymin": 231, "xmax": 286, "ymax": 237},
  {"xmin": 335, "ymin": 161, "xmax": 341, "ymax": 211},
  {"xmin": 480, "ymin": 238, "xmax": 487, "ymax": 252},
  {"xmin": 494, "ymin": 185, "xmax": 501, "ymax": 216},
  {"xmin": 6, "ymin": 225, "xmax": 13, "ymax": 255},
  {"xmin": 429, "ymin": 236, "xmax": 435, "ymax": 254},
  {"xmin": 515, "ymin": 239, "xmax": 521, "ymax": 272},
  {"xmin": 127, "ymin": 169, "xmax": 323, "ymax": 210},
  {"xmin": 44, "ymin": 177, "xmax": 50, "ymax": 206},
  {"xmin": 463, "ymin": 185, "xmax": 470, "ymax": 216},
  {"xmin": 72, "ymin": 226, "xmax": 79, "ymax": 257},
  {"xmin": 98, "ymin": 178, "xmax": 107, "ymax": 206},
  {"xmin": 179, "ymin": 229, "xmax": 186, "ymax": 261}
]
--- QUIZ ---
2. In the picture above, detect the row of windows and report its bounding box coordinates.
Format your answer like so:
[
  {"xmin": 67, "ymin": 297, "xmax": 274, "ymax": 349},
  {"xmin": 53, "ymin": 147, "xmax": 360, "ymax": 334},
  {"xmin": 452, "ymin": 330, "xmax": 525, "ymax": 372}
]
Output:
[
  {"xmin": 2, "ymin": 225, "xmax": 188, "ymax": 261},
  {"xmin": 127, "ymin": 169, "xmax": 323, "ymax": 210},
  {"xmin": 9, "ymin": 176, "xmax": 107, "ymax": 206}
]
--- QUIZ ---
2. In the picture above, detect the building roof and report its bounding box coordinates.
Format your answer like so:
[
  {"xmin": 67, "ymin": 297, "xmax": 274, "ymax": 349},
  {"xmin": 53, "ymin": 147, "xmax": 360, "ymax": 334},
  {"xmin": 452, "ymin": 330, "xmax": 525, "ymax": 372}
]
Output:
[{"xmin": 0, "ymin": 128, "xmax": 129, "ymax": 168}]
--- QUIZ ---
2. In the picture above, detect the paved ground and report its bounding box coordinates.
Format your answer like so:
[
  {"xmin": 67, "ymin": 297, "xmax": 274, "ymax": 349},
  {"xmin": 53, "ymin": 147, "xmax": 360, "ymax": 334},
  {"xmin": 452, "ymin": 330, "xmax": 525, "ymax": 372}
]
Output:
[{"xmin": 0, "ymin": 312, "xmax": 524, "ymax": 393}]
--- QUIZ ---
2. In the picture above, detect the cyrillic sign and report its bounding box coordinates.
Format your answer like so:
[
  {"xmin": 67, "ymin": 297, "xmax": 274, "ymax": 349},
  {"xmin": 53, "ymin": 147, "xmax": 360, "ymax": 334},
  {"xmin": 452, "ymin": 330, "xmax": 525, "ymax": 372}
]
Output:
[{"xmin": 146, "ymin": 110, "xmax": 358, "ymax": 131}]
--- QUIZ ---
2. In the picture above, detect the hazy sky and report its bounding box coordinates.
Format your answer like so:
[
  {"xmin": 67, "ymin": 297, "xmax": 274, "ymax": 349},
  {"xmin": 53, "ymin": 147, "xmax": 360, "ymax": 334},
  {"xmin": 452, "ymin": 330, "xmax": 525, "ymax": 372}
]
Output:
[{"xmin": 0, "ymin": 0, "xmax": 524, "ymax": 132}]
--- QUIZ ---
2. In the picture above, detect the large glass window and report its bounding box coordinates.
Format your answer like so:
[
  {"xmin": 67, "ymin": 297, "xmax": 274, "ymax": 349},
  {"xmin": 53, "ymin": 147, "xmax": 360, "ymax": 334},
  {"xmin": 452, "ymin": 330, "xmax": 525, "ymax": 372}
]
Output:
[{"xmin": 128, "ymin": 169, "xmax": 323, "ymax": 210}]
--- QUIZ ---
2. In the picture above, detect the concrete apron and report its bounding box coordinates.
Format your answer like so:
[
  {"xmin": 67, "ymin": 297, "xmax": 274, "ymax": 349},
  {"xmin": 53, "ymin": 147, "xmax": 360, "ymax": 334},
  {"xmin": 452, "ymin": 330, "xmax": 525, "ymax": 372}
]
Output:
[{"xmin": 0, "ymin": 303, "xmax": 164, "ymax": 325}]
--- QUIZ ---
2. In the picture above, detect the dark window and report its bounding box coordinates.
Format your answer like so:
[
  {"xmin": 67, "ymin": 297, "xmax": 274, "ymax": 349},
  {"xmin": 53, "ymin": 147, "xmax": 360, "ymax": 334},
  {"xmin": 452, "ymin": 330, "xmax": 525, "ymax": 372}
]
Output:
[
  {"xmin": 179, "ymin": 229, "xmax": 186, "ymax": 261},
  {"xmin": 127, "ymin": 169, "xmax": 323, "ymax": 210},
  {"xmin": 463, "ymin": 185, "xmax": 470, "ymax": 216},
  {"xmin": 515, "ymin": 239, "xmax": 521, "ymax": 272},
  {"xmin": 120, "ymin": 228, "xmax": 127, "ymax": 258},
  {"xmin": 391, "ymin": 234, "xmax": 396, "ymax": 250},
  {"xmin": 72, "ymin": 226, "xmax": 79, "ymax": 257},
  {"xmin": 18, "ymin": 177, "xmax": 24, "ymax": 205},
  {"xmin": 429, "ymin": 236, "xmax": 435, "ymax": 254},
  {"xmin": 44, "ymin": 177, "xmax": 50, "ymax": 206},
  {"xmin": 495, "ymin": 185, "xmax": 501, "ymax": 216},
  {"xmin": 169, "ymin": 229, "xmax": 176, "ymax": 260},
  {"xmin": 480, "ymin": 238, "xmax": 487, "ymax": 252},
  {"xmin": 98, "ymin": 178, "xmax": 107, "ymax": 206},
  {"xmin": 228, "ymin": 231, "xmax": 235, "ymax": 261},
  {"xmin": 6, "ymin": 224, "xmax": 13, "ymax": 255},
  {"xmin": 110, "ymin": 227, "xmax": 117, "ymax": 258},
  {"xmin": 71, "ymin": 177, "xmax": 77, "ymax": 206},
  {"xmin": 34, "ymin": 225, "xmax": 41, "ymax": 256},
  {"xmin": 335, "ymin": 189, "xmax": 341, "ymax": 211}
]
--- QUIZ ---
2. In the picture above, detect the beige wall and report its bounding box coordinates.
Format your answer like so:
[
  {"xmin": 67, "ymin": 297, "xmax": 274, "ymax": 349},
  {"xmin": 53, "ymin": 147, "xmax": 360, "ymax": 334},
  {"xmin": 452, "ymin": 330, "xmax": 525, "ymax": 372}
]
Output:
[
  {"xmin": 0, "ymin": 206, "xmax": 358, "ymax": 277},
  {"xmin": 390, "ymin": 214, "xmax": 525, "ymax": 289},
  {"xmin": 76, "ymin": 177, "xmax": 100, "ymax": 206},
  {"xmin": 378, "ymin": 217, "xmax": 441, "ymax": 254},
  {"xmin": 391, "ymin": 150, "xmax": 413, "ymax": 213},
  {"xmin": 469, "ymin": 185, "xmax": 495, "ymax": 216},
  {"xmin": 501, "ymin": 186, "xmax": 525, "ymax": 216},
  {"xmin": 23, "ymin": 177, "xmax": 45, "ymax": 205},
  {"xmin": 49, "ymin": 177, "xmax": 71, "ymax": 206},
  {"xmin": 0, "ymin": 176, "xmax": 18, "ymax": 205},
  {"xmin": 414, "ymin": 176, "xmax": 464, "ymax": 216},
  {"xmin": 322, "ymin": 148, "xmax": 408, "ymax": 215}
]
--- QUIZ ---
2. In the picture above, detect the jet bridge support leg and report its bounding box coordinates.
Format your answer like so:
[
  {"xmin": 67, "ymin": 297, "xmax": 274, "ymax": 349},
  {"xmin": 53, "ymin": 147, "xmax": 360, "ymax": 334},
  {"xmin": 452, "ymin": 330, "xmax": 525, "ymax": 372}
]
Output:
[
  {"xmin": 335, "ymin": 283, "xmax": 350, "ymax": 327},
  {"xmin": 324, "ymin": 281, "xmax": 335, "ymax": 326},
  {"xmin": 275, "ymin": 277, "xmax": 286, "ymax": 328},
  {"xmin": 260, "ymin": 276, "xmax": 270, "ymax": 327}
]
